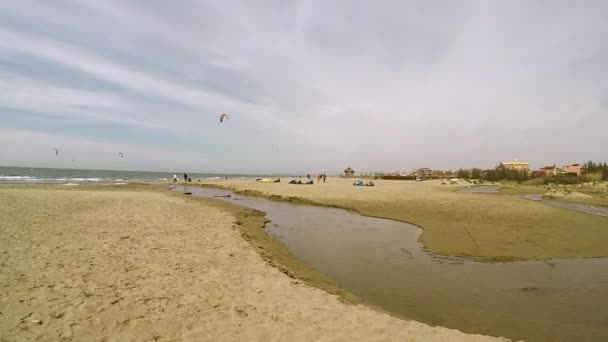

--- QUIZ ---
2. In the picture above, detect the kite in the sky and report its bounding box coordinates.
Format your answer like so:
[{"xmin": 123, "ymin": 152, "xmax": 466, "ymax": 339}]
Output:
[
  {"xmin": 53, "ymin": 148, "xmax": 59, "ymax": 156},
  {"xmin": 118, "ymin": 152, "xmax": 124, "ymax": 158},
  {"xmin": 219, "ymin": 113, "xmax": 230, "ymax": 123}
]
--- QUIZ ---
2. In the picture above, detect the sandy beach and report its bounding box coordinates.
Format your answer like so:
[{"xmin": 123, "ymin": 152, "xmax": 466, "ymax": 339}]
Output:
[
  {"xmin": 201, "ymin": 178, "xmax": 608, "ymax": 260},
  {"xmin": 0, "ymin": 186, "xmax": 510, "ymax": 341}
]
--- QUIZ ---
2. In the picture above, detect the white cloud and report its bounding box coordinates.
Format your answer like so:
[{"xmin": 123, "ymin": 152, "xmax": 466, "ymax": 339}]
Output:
[
  {"xmin": 0, "ymin": 27, "xmax": 243, "ymax": 113},
  {"xmin": 0, "ymin": 0, "xmax": 607, "ymax": 173}
]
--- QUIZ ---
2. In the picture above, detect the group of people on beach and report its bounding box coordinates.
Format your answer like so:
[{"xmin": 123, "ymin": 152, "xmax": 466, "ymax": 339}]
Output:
[
  {"xmin": 173, "ymin": 173, "xmax": 229, "ymax": 183},
  {"xmin": 173, "ymin": 173, "xmax": 191, "ymax": 183},
  {"xmin": 171, "ymin": 172, "xmax": 327, "ymax": 185}
]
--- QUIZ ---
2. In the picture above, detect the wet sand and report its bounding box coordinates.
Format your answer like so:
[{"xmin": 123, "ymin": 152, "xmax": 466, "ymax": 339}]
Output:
[
  {"xmin": 0, "ymin": 186, "xmax": 509, "ymax": 341},
  {"xmin": 202, "ymin": 178, "xmax": 608, "ymax": 260}
]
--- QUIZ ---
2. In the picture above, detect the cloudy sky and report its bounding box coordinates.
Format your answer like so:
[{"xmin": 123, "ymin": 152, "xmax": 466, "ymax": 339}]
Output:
[{"xmin": 1, "ymin": 0, "xmax": 606, "ymax": 174}]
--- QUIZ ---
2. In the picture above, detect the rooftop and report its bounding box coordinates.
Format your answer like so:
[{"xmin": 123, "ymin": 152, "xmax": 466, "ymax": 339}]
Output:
[{"xmin": 503, "ymin": 160, "xmax": 529, "ymax": 165}]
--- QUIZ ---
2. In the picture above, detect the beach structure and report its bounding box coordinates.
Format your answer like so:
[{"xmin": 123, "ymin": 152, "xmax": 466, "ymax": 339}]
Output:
[
  {"xmin": 415, "ymin": 168, "xmax": 432, "ymax": 180},
  {"xmin": 563, "ymin": 163, "xmax": 582, "ymax": 176},
  {"xmin": 343, "ymin": 166, "xmax": 355, "ymax": 177},
  {"xmin": 502, "ymin": 159, "xmax": 530, "ymax": 171},
  {"xmin": 536, "ymin": 165, "xmax": 559, "ymax": 176},
  {"xmin": 431, "ymin": 169, "xmax": 448, "ymax": 179},
  {"xmin": 535, "ymin": 164, "xmax": 574, "ymax": 177}
]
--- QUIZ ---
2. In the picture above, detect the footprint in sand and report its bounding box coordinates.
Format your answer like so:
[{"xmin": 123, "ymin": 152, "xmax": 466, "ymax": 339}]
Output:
[{"xmin": 399, "ymin": 248, "xmax": 414, "ymax": 259}]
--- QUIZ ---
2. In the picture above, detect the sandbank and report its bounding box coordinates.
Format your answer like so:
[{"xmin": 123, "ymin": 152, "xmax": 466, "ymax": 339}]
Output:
[{"xmin": 200, "ymin": 178, "xmax": 608, "ymax": 260}]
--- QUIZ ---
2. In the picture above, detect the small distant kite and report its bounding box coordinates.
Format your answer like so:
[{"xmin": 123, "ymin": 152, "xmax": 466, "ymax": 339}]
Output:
[
  {"xmin": 219, "ymin": 113, "xmax": 230, "ymax": 123},
  {"xmin": 118, "ymin": 152, "xmax": 124, "ymax": 158},
  {"xmin": 53, "ymin": 148, "xmax": 59, "ymax": 156}
]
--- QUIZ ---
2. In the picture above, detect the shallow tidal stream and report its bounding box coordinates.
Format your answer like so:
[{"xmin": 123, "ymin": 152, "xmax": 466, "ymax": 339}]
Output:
[{"xmin": 177, "ymin": 185, "xmax": 608, "ymax": 342}]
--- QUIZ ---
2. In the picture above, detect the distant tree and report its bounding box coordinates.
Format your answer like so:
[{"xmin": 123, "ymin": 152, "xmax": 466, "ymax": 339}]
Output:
[
  {"xmin": 581, "ymin": 161, "xmax": 607, "ymax": 181},
  {"xmin": 495, "ymin": 163, "xmax": 506, "ymax": 180},
  {"xmin": 601, "ymin": 162, "xmax": 608, "ymax": 181},
  {"xmin": 475, "ymin": 163, "xmax": 530, "ymax": 182},
  {"xmin": 481, "ymin": 169, "xmax": 497, "ymax": 181},
  {"xmin": 583, "ymin": 161, "xmax": 599, "ymax": 174},
  {"xmin": 456, "ymin": 168, "xmax": 471, "ymax": 179},
  {"xmin": 471, "ymin": 168, "xmax": 482, "ymax": 179}
]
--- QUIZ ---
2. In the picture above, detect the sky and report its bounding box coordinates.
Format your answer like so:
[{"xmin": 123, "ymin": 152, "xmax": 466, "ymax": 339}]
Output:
[{"xmin": 0, "ymin": 0, "xmax": 607, "ymax": 174}]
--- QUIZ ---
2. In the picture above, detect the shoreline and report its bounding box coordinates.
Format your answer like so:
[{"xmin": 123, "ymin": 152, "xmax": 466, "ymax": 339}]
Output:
[{"xmin": 189, "ymin": 193, "xmax": 363, "ymax": 305}]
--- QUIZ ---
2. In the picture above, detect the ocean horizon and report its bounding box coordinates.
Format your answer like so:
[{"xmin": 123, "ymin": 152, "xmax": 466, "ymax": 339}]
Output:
[{"xmin": 0, "ymin": 166, "xmax": 280, "ymax": 185}]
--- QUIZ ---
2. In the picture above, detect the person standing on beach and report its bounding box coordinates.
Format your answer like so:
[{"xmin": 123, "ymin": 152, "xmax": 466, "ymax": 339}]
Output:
[
  {"xmin": 323, "ymin": 174, "xmax": 326, "ymax": 183},
  {"xmin": 183, "ymin": 173, "xmax": 188, "ymax": 183},
  {"xmin": 173, "ymin": 174, "xmax": 178, "ymax": 183}
]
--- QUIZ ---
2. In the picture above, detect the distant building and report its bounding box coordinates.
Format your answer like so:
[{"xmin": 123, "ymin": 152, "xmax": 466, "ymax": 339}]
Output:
[
  {"xmin": 535, "ymin": 165, "xmax": 567, "ymax": 177},
  {"xmin": 343, "ymin": 166, "xmax": 355, "ymax": 177},
  {"xmin": 431, "ymin": 170, "xmax": 446, "ymax": 179},
  {"xmin": 502, "ymin": 159, "xmax": 530, "ymax": 171},
  {"xmin": 444, "ymin": 170, "xmax": 457, "ymax": 178},
  {"xmin": 416, "ymin": 168, "xmax": 432, "ymax": 180},
  {"xmin": 537, "ymin": 165, "xmax": 558, "ymax": 176},
  {"xmin": 563, "ymin": 163, "xmax": 582, "ymax": 176}
]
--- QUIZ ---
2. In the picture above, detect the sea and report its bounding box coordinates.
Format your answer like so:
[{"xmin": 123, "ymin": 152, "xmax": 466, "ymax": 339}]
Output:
[{"xmin": 0, "ymin": 166, "xmax": 260, "ymax": 185}]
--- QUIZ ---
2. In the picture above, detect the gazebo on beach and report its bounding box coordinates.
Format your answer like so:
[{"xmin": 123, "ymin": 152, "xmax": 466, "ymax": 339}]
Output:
[{"xmin": 344, "ymin": 166, "xmax": 355, "ymax": 177}]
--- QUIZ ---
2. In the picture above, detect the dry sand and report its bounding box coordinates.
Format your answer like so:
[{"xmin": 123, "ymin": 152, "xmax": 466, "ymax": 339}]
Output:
[
  {"xmin": 0, "ymin": 187, "xmax": 510, "ymax": 341},
  {"xmin": 202, "ymin": 178, "xmax": 608, "ymax": 260}
]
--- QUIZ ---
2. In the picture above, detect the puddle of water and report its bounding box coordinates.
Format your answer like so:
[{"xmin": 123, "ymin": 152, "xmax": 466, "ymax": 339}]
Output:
[{"xmin": 177, "ymin": 185, "xmax": 608, "ymax": 342}]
